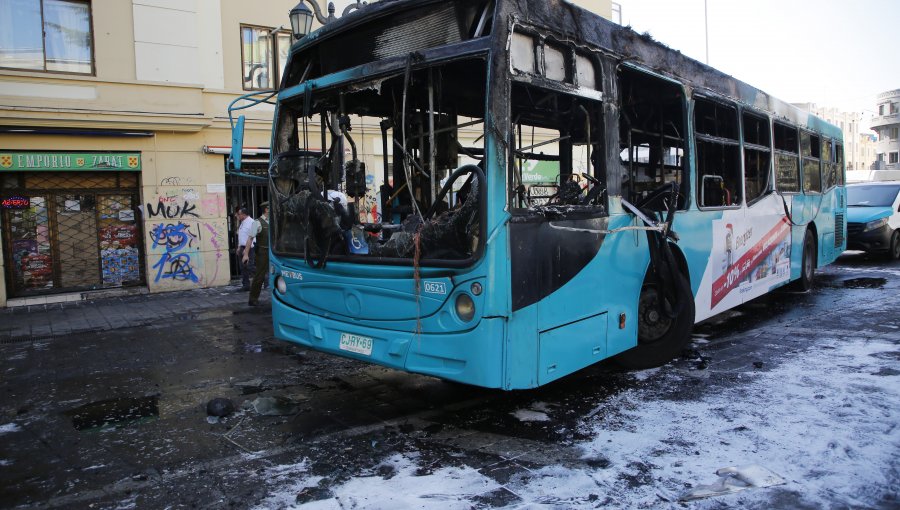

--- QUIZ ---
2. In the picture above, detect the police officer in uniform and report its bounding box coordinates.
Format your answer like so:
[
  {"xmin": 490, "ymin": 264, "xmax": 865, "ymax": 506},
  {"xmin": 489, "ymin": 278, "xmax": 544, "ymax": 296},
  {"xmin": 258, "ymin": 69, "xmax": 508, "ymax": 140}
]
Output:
[{"xmin": 248, "ymin": 201, "xmax": 270, "ymax": 306}]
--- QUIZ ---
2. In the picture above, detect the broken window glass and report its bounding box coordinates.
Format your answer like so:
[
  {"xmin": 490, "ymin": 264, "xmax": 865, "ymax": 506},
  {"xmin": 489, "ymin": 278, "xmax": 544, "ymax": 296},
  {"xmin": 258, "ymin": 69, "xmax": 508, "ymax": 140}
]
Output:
[
  {"xmin": 508, "ymin": 82, "xmax": 606, "ymax": 213},
  {"xmin": 695, "ymin": 97, "xmax": 741, "ymax": 207},
  {"xmin": 835, "ymin": 143, "xmax": 844, "ymax": 186},
  {"xmin": 821, "ymin": 138, "xmax": 836, "ymax": 190},
  {"xmin": 618, "ymin": 68, "xmax": 687, "ymax": 210},
  {"xmin": 774, "ymin": 122, "xmax": 800, "ymax": 192},
  {"xmin": 270, "ymin": 58, "xmax": 487, "ymax": 264},
  {"xmin": 742, "ymin": 111, "xmax": 771, "ymax": 204},
  {"xmin": 511, "ymin": 32, "xmax": 536, "ymax": 75},
  {"xmin": 801, "ymin": 131, "xmax": 821, "ymax": 193}
]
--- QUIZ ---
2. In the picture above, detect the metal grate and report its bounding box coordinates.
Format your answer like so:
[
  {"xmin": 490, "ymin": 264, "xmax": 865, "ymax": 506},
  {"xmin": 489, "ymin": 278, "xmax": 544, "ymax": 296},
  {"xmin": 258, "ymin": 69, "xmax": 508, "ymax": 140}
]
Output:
[
  {"xmin": 1, "ymin": 172, "xmax": 144, "ymax": 297},
  {"xmin": 834, "ymin": 213, "xmax": 844, "ymax": 247},
  {"xmin": 226, "ymin": 162, "xmax": 269, "ymax": 279},
  {"xmin": 847, "ymin": 221, "xmax": 863, "ymax": 238}
]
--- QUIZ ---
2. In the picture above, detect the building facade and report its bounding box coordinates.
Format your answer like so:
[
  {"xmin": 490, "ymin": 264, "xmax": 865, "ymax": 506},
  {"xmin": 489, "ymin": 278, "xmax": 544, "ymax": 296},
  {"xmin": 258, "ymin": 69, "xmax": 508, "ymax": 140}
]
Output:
[
  {"xmin": 871, "ymin": 89, "xmax": 900, "ymax": 170},
  {"xmin": 0, "ymin": 0, "xmax": 303, "ymax": 307}
]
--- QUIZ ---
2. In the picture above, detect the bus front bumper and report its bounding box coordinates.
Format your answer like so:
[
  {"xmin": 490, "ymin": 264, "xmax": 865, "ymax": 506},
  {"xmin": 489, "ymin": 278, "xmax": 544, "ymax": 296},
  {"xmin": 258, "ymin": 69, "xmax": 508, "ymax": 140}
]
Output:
[{"xmin": 272, "ymin": 296, "xmax": 506, "ymax": 389}]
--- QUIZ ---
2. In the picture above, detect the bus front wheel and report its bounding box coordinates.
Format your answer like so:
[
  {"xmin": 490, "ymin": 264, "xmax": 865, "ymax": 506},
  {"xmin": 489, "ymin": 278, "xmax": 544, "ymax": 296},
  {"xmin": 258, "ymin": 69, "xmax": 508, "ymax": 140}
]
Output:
[{"xmin": 615, "ymin": 270, "xmax": 695, "ymax": 369}]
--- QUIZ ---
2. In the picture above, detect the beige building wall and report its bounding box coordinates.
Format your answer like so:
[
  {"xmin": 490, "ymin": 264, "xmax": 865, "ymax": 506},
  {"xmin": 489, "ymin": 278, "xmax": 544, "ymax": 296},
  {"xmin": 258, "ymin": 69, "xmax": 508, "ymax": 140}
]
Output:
[
  {"xmin": 0, "ymin": 0, "xmax": 298, "ymax": 306},
  {"xmin": 567, "ymin": 0, "xmax": 614, "ymax": 18}
]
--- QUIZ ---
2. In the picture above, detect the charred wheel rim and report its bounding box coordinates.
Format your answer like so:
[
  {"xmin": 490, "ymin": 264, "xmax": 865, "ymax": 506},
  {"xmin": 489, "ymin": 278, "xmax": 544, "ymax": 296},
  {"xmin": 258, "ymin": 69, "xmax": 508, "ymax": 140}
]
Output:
[{"xmin": 638, "ymin": 285, "xmax": 672, "ymax": 343}]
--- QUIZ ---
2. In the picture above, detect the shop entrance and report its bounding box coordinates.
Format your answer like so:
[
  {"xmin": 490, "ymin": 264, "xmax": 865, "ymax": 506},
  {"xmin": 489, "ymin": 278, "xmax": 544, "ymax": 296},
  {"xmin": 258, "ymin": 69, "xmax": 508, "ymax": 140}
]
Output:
[{"xmin": 1, "ymin": 172, "xmax": 145, "ymax": 298}]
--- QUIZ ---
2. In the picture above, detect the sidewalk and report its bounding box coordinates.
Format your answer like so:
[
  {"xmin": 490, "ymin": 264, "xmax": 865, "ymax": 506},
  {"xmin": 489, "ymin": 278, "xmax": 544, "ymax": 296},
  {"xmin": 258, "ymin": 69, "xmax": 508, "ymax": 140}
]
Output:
[{"xmin": 0, "ymin": 283, "xmax": 269, "ymax": 341}]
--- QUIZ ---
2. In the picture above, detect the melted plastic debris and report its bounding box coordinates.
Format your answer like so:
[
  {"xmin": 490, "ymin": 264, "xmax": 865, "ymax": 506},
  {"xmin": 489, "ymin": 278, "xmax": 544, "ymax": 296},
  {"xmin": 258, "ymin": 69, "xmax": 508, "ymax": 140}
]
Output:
[{"xmin": 681, "ymin": 465, "xmax": 786, "ymax": 501}]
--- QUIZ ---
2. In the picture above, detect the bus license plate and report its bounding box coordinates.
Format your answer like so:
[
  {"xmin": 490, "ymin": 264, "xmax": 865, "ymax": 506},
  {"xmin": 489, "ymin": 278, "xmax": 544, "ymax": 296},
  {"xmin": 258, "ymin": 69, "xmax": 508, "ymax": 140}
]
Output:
[{"xmin": 339, "ymin": 333, "xmax": 373, "ymax": 356}]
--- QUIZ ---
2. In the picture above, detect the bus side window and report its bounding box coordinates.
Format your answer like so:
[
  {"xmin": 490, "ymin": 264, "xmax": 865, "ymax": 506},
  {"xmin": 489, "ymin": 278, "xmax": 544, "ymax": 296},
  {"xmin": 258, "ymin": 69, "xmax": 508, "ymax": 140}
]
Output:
[
  {"xmin": 694, "ymin": 97, "xmax": 741, "ymax": 207},
  {"xmin": 509, "ymin": 82, "xmax": 605, "ymax": 209},
  {"xmin": 822, "ymin": 138, "xmax": 836, "ymax": 190},
  {"xmin": 774, "ymin": 122, "xmax": 800, "ymax": 192},
  {"xmin": 835, "ymin": 143, "xmax": 844, "ymax": 186},
  {"xmin": 618, "ymin": 67, "xmax": 686, "ymax": 209},
  {"xmin": 801, "ymin": 131, "xmax": 822, "ymax": 193},
  {"xmin": 742, "ymin": 111, "xmax": 771, "ymax": 204}
]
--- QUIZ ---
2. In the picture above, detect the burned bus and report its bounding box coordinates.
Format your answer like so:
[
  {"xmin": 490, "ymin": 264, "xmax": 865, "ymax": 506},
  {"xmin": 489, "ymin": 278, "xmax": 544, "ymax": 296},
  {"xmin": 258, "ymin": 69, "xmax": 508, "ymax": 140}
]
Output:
[{"xmin": 229, "ymin": 0, "xmax": 846, "ymax": 389}]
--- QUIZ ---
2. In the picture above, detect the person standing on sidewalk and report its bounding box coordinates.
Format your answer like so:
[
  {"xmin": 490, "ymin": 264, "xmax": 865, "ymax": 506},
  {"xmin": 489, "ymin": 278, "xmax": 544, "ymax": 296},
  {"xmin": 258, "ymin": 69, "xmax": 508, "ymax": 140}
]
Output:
[
  {"xmin": 236, "ymin": 206, "xmax": 256, "ymax": 291},
  {"xmin": 248, "ymin": 202, "xmax": 270, "ymax": 306}
]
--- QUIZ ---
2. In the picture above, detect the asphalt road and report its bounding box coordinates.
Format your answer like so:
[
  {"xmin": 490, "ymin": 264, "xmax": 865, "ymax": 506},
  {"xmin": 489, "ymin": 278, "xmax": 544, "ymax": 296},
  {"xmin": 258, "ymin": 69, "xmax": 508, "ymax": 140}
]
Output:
[{"xmin": 0, "ymin": 252, "xmax": 897, "ymax": 509}]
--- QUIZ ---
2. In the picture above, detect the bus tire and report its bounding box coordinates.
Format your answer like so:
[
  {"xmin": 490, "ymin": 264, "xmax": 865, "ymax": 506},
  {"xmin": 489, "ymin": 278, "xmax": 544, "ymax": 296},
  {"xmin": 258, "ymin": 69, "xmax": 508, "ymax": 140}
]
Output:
[
  {"xmin": 614, "ymin": 270, "xmax": 695, "ymax": 369},
  {"xmin": 794, "ymin": 229, "xmax": 816, "ymax": 291}
]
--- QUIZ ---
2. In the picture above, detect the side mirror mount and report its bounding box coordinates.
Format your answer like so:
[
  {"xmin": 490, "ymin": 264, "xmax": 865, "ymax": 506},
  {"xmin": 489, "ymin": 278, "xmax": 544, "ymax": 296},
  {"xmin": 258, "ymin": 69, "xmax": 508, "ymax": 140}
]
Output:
[{"xmin": 229, "ymin": 115, "xmax": 246, "ymax": 171}]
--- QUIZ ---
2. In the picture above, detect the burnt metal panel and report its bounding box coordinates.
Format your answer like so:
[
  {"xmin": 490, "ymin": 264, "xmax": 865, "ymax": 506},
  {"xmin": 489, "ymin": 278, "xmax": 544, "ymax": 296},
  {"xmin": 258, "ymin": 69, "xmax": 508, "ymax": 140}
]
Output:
[{"xmin": 509, "ymin": 213, "xmax": 608, "ymax": 311}]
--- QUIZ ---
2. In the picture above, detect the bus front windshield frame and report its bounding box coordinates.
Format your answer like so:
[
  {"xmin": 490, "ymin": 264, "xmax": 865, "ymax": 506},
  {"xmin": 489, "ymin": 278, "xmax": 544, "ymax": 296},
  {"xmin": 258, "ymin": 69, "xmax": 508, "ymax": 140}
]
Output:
[{"xmin": 269, "ymin": 56, "xmax": 489, "ymax": 267}]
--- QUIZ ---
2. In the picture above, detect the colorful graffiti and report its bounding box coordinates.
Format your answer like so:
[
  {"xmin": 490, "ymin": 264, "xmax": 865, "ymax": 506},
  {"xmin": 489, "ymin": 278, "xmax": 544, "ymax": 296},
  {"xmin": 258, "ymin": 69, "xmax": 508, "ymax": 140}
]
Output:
[
  {"xmin": 202, "ymin": 222, "xmax": 227, "ymax": 285},
  {"xmin": 150, "ymin": 222, "xmax": 200, "ymax": 283}
]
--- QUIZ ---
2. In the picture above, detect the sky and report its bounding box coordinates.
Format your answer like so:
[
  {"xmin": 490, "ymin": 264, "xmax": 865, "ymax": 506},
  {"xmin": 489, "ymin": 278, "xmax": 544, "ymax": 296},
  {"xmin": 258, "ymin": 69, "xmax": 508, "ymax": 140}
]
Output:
[
  {"xmin": 617, "ymin": 0, "xmax": 900, "ymax": 115},
  {"xmin": 328, "ymin": 0, "xmax": 899, "ymax": 117}
]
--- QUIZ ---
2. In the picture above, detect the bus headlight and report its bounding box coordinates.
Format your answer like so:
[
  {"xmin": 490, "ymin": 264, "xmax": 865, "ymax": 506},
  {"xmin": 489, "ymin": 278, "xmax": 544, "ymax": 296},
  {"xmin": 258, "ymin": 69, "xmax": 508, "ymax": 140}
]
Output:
[
  {"xmin": 863, "ymin": 217, "xmax": 889, "ymax": 232},
  {"xmin": 275, "ymin": 275, "xmax": 287, "ymax": 295},
  {"xmin": 455, "ymin": 293, "xmax": 476, "ymax": 322}
]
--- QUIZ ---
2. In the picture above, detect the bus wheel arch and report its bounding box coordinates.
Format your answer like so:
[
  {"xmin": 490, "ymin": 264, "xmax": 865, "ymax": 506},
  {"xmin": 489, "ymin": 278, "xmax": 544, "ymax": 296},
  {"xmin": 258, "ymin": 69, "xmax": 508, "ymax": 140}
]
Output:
[{"xmin": 614, "ymin": 243, "xmax": 695, "ymax": 370}]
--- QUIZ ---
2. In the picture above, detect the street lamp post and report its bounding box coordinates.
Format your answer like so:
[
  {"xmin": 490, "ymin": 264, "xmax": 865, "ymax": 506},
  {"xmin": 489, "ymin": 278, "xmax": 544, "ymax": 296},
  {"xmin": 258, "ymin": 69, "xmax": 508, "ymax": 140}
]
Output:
[
  {"xmin": 290, "ymin": 0, "xmax": 368, "ymax": 39},
  {"xmin": 704, "ymin": 0, "xmax": 709, "ymax": 65}
]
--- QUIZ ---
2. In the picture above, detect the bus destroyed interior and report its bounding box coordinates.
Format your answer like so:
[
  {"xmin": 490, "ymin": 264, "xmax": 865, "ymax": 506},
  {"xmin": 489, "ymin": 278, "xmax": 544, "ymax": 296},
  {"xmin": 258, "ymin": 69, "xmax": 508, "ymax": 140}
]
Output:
[
  {"xmin": 270, "ymin": 58, "xmax": 487, "ymax": 266},
  {"xmin": 508, "ymin": 81, "xmax": 608, "ymax": 216}
]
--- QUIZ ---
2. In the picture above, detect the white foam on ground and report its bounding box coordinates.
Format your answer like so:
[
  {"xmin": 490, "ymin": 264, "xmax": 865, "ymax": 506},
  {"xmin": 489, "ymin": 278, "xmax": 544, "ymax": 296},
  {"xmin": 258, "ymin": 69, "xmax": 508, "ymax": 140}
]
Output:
[
  {"xmin": 0, "ymin": 423, "xmax": 21, "ymax": 435},
  {"xmin": 257, "ymin": 335, "xmax": 899, "ymax": 508}
]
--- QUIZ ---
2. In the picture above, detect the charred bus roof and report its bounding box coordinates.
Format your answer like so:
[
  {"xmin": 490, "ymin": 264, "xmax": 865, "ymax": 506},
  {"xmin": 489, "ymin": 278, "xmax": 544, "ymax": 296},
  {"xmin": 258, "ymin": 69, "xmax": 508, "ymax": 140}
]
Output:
[{"xmin": 284, "ymin": 0, "xmax": 837, "ymax": 139}]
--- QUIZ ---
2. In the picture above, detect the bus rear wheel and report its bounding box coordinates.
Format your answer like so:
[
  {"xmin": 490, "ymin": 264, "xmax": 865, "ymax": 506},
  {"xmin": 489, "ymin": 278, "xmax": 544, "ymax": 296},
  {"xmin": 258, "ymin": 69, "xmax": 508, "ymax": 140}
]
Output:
[
  {"xmin": 793, "ymin": 229, "xmax": 816, "ymax": 291},
  {"xmin": 615, "ymin": 270, "xmax": 695, "ymax": 369}
]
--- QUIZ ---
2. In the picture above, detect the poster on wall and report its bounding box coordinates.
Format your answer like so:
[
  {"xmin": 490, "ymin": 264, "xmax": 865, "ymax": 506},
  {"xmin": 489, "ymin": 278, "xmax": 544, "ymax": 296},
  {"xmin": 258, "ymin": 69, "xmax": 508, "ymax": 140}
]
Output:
[
  {"xmin": 97, "ymin": 195, "xmax": 141, "ymax": 287},
  {"xmin": 101, "ymin": 247, "xmax": 141, "ymax": 286}
]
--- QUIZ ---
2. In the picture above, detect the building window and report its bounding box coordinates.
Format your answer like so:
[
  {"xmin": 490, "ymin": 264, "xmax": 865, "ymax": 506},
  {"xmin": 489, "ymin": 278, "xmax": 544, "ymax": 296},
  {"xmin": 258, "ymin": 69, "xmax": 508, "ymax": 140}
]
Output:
[
  {"xmin": 879, "ymin": 104, "xmax": 885, "ymax": 115},
  {"xmin": 0, "ymin": 0, "xmax": 93, "ymax": 74},
  {"xmin": 611, "ymin": 2, "xmax": 622, "ymax": 24},
  {"xmin": 892, "ymin": 103, "xmax": 899, "ymax": 115},
  {"xmin": 241, "ymin": 25, "xmax": 291, "ymax": 90},
  {"xmin": 890, "ymin": 127, "xmax": 899, "ymax": 140},
  {"xmin": 890, "ymin": 152, "xmax": 899, "ymax": 164}
]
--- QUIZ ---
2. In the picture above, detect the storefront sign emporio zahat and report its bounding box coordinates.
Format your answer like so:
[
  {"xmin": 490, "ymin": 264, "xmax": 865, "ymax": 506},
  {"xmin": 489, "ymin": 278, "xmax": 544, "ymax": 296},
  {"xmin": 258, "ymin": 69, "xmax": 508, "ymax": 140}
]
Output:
[{"xmin": 0, "ymin": 152, "xmax": 141, "ymax": 171}]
